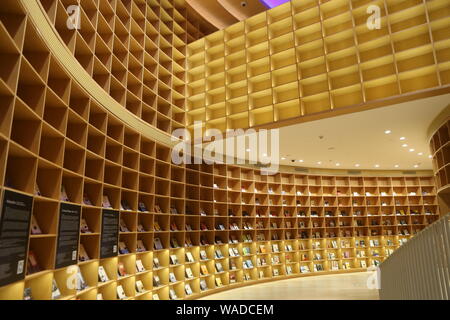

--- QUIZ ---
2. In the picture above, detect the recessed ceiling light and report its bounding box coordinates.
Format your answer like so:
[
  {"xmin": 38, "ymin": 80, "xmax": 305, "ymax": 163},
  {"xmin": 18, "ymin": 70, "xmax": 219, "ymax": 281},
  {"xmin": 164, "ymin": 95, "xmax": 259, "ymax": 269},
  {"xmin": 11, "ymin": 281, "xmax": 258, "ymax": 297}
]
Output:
[
  {"xmin": 402, "ymin": 144, "xmax": 408, "ymax": 147},
  {"xmin": 246, "ymin": 149, "xmax": 251, "ymax": 152},
  {"xmin": 336, "ymin": 163, "xmax": 340, "ymax": 166},
  {"xmin": 355, "ymin": 164, "xmax": 360, "ymax": 167},
  {"xmin": 409, "ymin": 148, "xmax": 415, "ymax": 152},
  {"xmin": 394, "ymin": 164, "xmax": 399, "ymax": 168},
  {"xmin": 374, "ymin": 164, "xmax": 380, "ymax": 168},
  {"xmin": 417, "ymin": 152, "xmax": 423, "ymax": 156},
  {"xmin": 317, "ymin": 161, "xmax": 322, "ymax": 165},
  {"xmin": 298, "ymin": 160, "xmax": 304, "ymax": 163},
  {"xmin": 384, "ymin": 130, "xmax": 391, "ymax": 134},
  {"xmin": 414, "ymin": 164, "xmax": 419, "ymax": 168},
  {"xmin": 262, "ymin": 153, "xmax": 267, "ymax": 157},
  {"xmin": 428, "ymin": 155, "xmax": 432, "ymax": 159},
  {"xmin": 281, "ymin": 157, "xmax": 286, "ymax": 160},
  {"xmin": 400, "ymin": 137, "xmax": 406, "ymax": 140}
]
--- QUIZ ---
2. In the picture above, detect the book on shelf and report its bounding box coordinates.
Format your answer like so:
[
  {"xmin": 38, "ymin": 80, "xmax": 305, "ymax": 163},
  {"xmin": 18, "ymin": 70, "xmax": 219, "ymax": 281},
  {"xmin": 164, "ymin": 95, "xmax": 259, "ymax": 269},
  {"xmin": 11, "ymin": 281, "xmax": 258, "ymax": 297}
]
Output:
[
  {"xmin": 119, "ymin": 219, "xmax": 129, "ymax": 232},
  {"xmin": 185, "ymin": 267, "xmax": 194, "ymax": 279},
  {"xmin": 82, "ymin": 194, "xmax": 93, "ymax": 206},
  {"xmin": 360, "ymin": 260, "xmax": 367, "ymax": 268},
  {"xmin": 230, "ymin": 260, "xmax": 237, "ymax": 270},
  {"xmin": 153, "ymin": 257, "xmax": 160, "ymax": 269},
  {"xmin": 138, "ymin": 202, "xmax": 149, "ymax": 212},
  {"xmin": 215, "ymin": 249, "xmax": 223, "ymax": 259},
  {"xmin": 169, "ymin": 272, "xmax": 177, "ymax": 283},
  {"xmin": 153, "ymin": 221, "xmax": 161, "ymax": 231},
  {"xmin": 51, "ymin": 279, "xmax": 61, "ymax": 300},
  {"xmin": 154, "ymin": 204, "xmax": 162, "ymax": 213},
  {"xmin": 170, "ymin": 254, "xmax": 179, "ymax": 265},
  {"xmin": 153, "ymin": 275, "xmax": 161, "ymax": 287},
  {"xmin": 27, "ymin": 251, "xmax": 41, "ymax": 274},
  {"xmin": 102, "ymin": 195, "xmax": 113, "ymax": 208},
  {"xmin": 23, "ymin": 288, "xmax": 32, "ymax": 300},
  {"xmin": 229, "ymin": 273, "xmax": 236, "ymax": 283},
  {"xmin": 60, "ymin": 185, "xmax": 70, "ymax": 202},
  {"xmin": 300, "ymin": 265, "xmax": 310, "ymax": 273},
  {"xmin": 185, "ymin": 236, "xmax": 193, "ymax": 247},
  {"xmin": 118, "ymin": 262, "xmax": 127, "ymax": 277},
  {"xmin": 80, "ymin": 218, "xmax": 91, "ymax": 233},
  {"xmin": 200, "ymin": 265, "xmax": 209, "ymax": 275},
  {"xmin": 78, "ymin": 244, "xmax": 90, "ymax": 262},
  {"xmin": 170, "ymin": 222, "xmax": 178, "ymax": 231},
  {"xmin": 120, "ymin": 200, "xmax": 132, "ymax": 211},
  {"xmin": 200, "ymin": 280, "xmax": 208, "ymax": 291},
  {"xmin": 215, "ymin": 277, "xmax": 223, "ymax": 287},
  {"xmin": 170, "ymin": 207, "xmax": 178, "ymax": 214},
  {"xmin": 30, "ymin": 215, "xmax": 42, "ymax": 235},
  {"xmin": 152, "ymin": 294, "xmax": 160, "ymax": 300},
  {"xmin": 186, "ymin": 252, "xmax": 195, "ymax": 263},
  {"xmin": 98, "ymin": 266, "xmax": 109, "ymax": 282},
  {"xmin": 116, "ymin": 285, "xmax": 127, "ymax": 300},
  {"xmin": 34, "ymin": 184, "xmax": 41, "ymax": 196},
  {"xmin": 215, "ymin": 262, "xmax": 224, "ymax": 273},
  {"xmin": 76, "ymin": 269, "xmax": 87, "ymax": 291},
  {"xmin": 136, "ymin": 240, "xmax": 147, "ymax": 252},
  {"xmin": 153, "ymin": 237, "xmax": 163, "ymax": 250},
  {"xmin": 137, "ymin": 223, "xmax": 145, "ymax": 232},
  {"xmin": 118, "ymin": 241, "xmax": 129, "ymax": 254},
  {"xmin": 185, "ymin": 224, "xmax": 192, "ymax": 231},
  {"xmin": 273, "ymin": 268, "xmax": 279, "ymax": 276},
  {"xmin": 200, "ymin": 250, "xmax": 208, "ymax": 260},
  {"xmin": 135, "ymin": 280, "xmax": 145, "ymax": 293},
  {"xmin": 171, "ymin": 238, "xmax": 179, "ymax": 248},
  {"xmin": 136, "ymin": 259, "xmax": 146, "ymax": 272},
  {"xmin": 185, "ymin": 284, "xmax": 193, "ymax": 295},
  {"xmin": 200, "ymin": 236, "xmax": 208, "ymax": 246}
]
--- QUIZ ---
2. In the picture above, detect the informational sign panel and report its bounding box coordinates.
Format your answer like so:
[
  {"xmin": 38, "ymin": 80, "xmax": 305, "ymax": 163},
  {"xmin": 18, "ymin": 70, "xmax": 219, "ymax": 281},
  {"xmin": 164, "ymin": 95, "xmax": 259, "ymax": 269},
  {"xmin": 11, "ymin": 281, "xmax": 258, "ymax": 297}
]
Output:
[
  {"xmin": 0, "ymin": 190, "xmax": 33, "ymax": 286},
  {"xmin": 55, "ymin": 203, "xmax": 81, "ymax": 269},
  {"xmin": 100, "ymin": 209, "xmax": 119, "ymax": 258}
]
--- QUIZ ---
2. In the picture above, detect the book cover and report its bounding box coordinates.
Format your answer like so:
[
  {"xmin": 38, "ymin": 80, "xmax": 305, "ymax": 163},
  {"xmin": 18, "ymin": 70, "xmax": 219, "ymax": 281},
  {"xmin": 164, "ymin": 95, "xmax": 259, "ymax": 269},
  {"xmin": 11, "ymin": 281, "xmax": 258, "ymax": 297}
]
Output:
[
  {"xmin": 152, "ymin": 294, "xmax": 160, "ymax": 300},
  {"xmin": 186, "ymin": 252, "xmax": 194, "ymax": 263},
  {"xmin": 154, "ymin": 237, "xmax": 163, "ymax": 250},
  {"xmin": 23, "ymin": 288, "xmax": 32, "ymax": 300},
  {"xmin": 185, "ymin": 267, "xmax": 194, "ymax": 279},
  {"xmin": 116, "ymin": 285, "xmax": 127, "ymax": 300},
  {"xmin": 169, "ymin": 289, "xmax": 177, "ymax": 300},
  {"xmin": 153, "ymin": 221, "xmax": 161, "ymax": 231},
  {"xmin": 138, "ymin": 202, "xmax": 148, "ymax": 212},
  {"xmin": 215, "ymin": 277, "xmax": 223, "ymax": 287},
  {"xmin": 170, "ymin": 254, "xmax": 179, "ymax": 265},
  {"xmin": 118, "ymin": 241, "xmax": 129, "ymax": 254},
  {"xmin": 102, "ymin": 195, "xmax": 112, "ymax": 208},
  {"xmin": 60, "ymin": 185, "xmax": 69, "ymax": 202},
  {"xmin": 136, "ymin": 240, "xmax": 146, "ymax": 252},
  {"xmin": 153, "ymin": 257, "xmax": 160, "ymax": 268},
  {"xmin": 200, "ymin": 265, "xmax": 209, "ymax": 275},
  {"xmin": 83, "ymin": 194, "xmax": 92, "ymax": 206},
  {"xmin": 27, "ymin": 251, "xmax": 41, "ymax": 274},
  {"xmin": 136, "ymin": 259, "xmax": 146, "ymax": 273},
  {"xmin": 51, "ymin": 279, "xmax": 61, "ymax": 300},
  {"xmin": 135, "ymin": 280, "xmax": 145, "ymax": 293},
  {"xmin": 98, "ymin": 266, "xmax": 109, "ymax": 282},
  {"xmin": 76, "ymin": 270, "xmax": 87, "ymax": 291},
  {"xmin": 80, "ymin": 218, "xmax": 91, "ymax": 233},
  {"xmin": 154, "ymin": 204, "xmax": 161, "ymax": 213},
  {"xmin": 200, "ymin": 280, "xmax": 208, "ymax": 291},
  {"xmin": 30, "ymin": 215, "xmax": 42, "ymax": 235},
  {"xmin": 78, "ymin": 244, "xmax": 90, "ymax": 262},
  {"xmin": 169, "ymin": 272, "xmax": 177, "ymax": 283},
  {"xmin": 118, "ymin": 262, "xmax": 127, "ymax": 277},
  {"xmin": 153, "ymin": 275, "xmax": 161, "ymax": 287},
  {"xmin": 137, "ymin": 223, "xmax": 145, "ymax": 232},
  {"xmin": 185, "ymin": 284, "xmax": 193, "ymax": 295},
  {"xmin": 119, "ymin": 219, "xmax": 129, "ymax": 233}
]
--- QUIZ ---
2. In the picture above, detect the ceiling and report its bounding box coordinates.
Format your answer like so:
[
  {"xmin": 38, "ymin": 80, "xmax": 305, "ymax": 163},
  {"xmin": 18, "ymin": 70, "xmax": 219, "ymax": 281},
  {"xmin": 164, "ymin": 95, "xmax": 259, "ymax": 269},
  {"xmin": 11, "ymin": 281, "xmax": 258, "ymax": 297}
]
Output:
[
  {"xmin": 185, "ymin": 0, "xmax": 267, "ymax": 29},
  {"xmin": 278, "ymin": 94, "xmax": 450, "ymax": 170}
]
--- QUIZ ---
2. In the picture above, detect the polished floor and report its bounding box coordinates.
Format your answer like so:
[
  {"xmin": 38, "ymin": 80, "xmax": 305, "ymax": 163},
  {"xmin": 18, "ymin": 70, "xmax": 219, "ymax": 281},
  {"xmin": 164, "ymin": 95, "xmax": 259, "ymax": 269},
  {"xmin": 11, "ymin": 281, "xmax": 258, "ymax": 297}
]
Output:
[{"xmin": 199, "ymin": 272, "xmax": 380, "ymax": 300}]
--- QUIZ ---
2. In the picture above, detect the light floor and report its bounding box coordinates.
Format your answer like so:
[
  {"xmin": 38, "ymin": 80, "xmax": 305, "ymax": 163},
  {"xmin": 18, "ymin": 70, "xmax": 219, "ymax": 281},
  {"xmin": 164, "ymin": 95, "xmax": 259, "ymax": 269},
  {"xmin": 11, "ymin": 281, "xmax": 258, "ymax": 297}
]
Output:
[{"xmin": 198, "ymin": 272, "xmax": 380, "ymax": 300}]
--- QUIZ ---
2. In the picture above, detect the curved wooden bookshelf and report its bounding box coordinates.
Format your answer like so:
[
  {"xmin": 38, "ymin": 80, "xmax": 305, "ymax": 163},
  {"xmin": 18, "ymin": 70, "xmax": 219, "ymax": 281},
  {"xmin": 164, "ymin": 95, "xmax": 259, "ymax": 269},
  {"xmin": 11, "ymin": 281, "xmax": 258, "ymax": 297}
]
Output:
[
  {"xmin": 0, "ymin": 0, "xmax": 442, "ymax": 300},
  {"xmin": 429, "ymin": 116, "xmax": 450, "ymax": 214},
  {"xmin": 186, "ymin": 0, "xmax": 450, "ymax": 134}
]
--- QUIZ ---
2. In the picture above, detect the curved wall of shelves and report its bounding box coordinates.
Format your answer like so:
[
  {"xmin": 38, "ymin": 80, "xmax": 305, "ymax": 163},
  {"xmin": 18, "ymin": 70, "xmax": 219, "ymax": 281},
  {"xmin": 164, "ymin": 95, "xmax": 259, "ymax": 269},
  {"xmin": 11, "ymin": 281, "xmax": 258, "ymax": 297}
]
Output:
[
  {"xmin": 186, "ymin": 0, "xmax": 450, "ymax": 134},
  {"xmin": 429, "ymin": 115, "xmax": 450, "ymax": 214},
  {"xmin": 0, "ymin": 0, "xmax": 442, "ymax": 300}
]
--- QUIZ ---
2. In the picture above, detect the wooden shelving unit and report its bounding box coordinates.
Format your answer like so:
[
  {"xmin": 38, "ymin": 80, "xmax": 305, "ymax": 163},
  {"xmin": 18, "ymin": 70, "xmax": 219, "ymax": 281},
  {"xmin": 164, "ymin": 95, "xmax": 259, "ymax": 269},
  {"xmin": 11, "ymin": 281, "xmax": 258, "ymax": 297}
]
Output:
[
  {"xmin": 186, "ymin": 0, "xmax": 450, "ymax": 134},
  {"xmin": 0, "ymin": 0, "xmax": 444, "ymax": 301},
  {"xmin": 34, "ymin": 0, "xmax": 215, "ymax": 135},
  {"xmin": 429, "ymin": 117, "xmax": 450, "ymax": 213}
]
